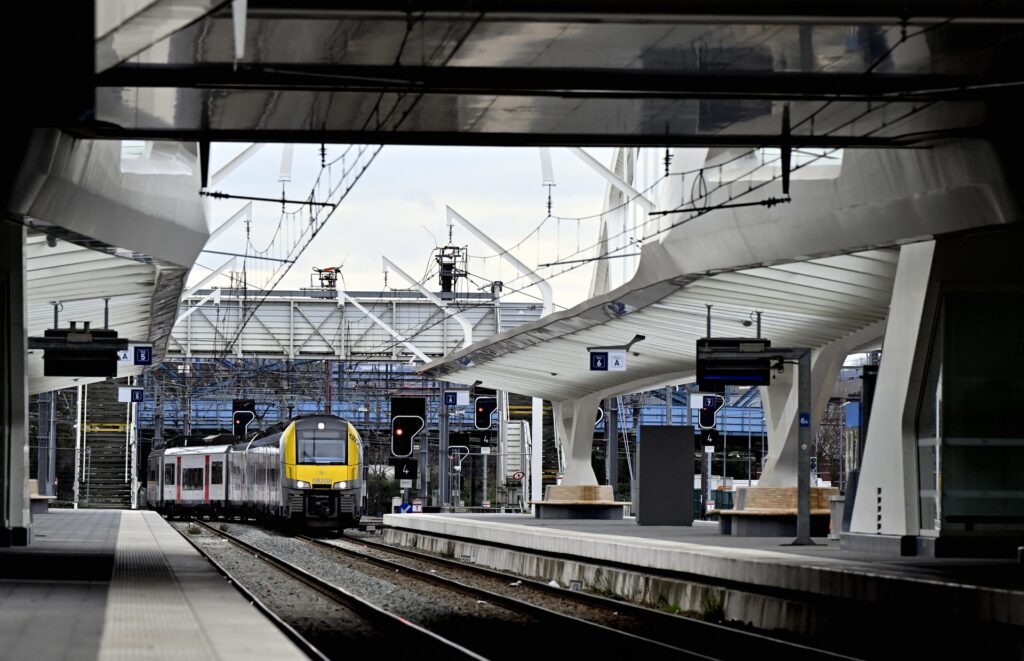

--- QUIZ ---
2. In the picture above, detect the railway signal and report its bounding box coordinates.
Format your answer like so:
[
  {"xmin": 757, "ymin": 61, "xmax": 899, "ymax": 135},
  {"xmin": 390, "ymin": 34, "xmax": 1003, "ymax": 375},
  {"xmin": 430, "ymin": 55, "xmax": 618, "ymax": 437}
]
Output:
[
  {"xmin": 474, "ymin": 396, "xmax": 498, "ymax": 430},
  {"xmin": 391, "ymin": 415, "xmax": 424, "ymax": 457},
  {"xmin": 698, "ymin": 394, "xmax": 724, "ymax": 430},
  {"xmin": 233, "ymin": 410, "xmax": 255, "ymax": 437}
]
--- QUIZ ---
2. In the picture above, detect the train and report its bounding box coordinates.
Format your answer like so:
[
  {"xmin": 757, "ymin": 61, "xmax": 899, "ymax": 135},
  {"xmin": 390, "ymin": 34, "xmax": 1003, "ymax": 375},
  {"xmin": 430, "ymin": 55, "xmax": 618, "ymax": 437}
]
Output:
[{"xmin": 146, "ymin": 414, "xmax": 365, "ymax": 530}]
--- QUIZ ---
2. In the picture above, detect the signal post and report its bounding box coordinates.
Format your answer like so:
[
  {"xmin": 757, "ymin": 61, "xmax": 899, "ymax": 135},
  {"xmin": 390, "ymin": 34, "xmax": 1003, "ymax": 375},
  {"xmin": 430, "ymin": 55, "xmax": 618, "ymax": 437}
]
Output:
[
  {"xmin": 696, "ymin": 339, "xmax": 813, "ymax": 545},
  {"xmin": 390, "ymin": 397, "xmax": 426, "ymax": 511}
]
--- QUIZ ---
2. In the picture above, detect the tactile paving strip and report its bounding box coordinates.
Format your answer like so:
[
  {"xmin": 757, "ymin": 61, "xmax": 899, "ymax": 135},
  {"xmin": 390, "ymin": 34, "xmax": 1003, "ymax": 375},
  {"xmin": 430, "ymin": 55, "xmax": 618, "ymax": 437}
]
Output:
[{"xmin": 98, "ymin": 513, "xmax": 218, "ymax": 660}]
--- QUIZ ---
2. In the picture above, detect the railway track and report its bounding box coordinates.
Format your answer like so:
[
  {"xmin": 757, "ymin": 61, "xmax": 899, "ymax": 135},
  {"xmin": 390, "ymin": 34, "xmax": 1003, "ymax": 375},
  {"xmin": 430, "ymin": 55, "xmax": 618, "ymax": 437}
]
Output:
[
  {"xmin": 185, "ymin": 520, "xmax": 485, "ymax": 660},
  {"xmin": 185, "ymin": 521, "xmax": 719, "ymax": 658},
  {"xmin": 180, "ymin": 520, "xmax": 859, "ymax": 659},
  {"xmin": 305, "ymin": 533, "xmax": 858, "ymax": 661},
  {"xmin": 298, "ymin": 533, "xmax": 708, "ymax": 658}
]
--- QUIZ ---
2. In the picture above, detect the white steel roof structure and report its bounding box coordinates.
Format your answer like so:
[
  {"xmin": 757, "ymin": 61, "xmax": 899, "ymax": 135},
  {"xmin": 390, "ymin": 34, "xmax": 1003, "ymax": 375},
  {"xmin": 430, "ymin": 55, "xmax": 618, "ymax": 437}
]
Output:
[
  {"xmin": 421, "ymin": 141, "xmax": 1016, "ymax": 400},
  {"xmin": 422, "ymin": 248, "xmax": 897, "ymax": 401},
  {"xmin": 11, "ymin": 130, "xmax": 208, "ymax": 394}
]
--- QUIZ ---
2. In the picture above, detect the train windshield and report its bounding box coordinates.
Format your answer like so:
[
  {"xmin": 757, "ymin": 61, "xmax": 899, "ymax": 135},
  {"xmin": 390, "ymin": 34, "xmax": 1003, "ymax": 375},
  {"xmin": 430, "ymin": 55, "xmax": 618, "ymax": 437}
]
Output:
[{"xmin": 297, "ymin": 429, "xmax": 346, "ymax": 464}]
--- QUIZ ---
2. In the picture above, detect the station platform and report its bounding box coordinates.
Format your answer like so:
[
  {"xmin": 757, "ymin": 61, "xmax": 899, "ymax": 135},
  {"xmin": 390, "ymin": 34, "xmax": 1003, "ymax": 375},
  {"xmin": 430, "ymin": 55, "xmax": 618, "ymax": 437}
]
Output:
[
  {"xmin": 0, "ymin": 509, "xmax": 305, "ymax": 661},
  {"xmin": 381, "ymin": 512, "xmax": 1024, "ymax": 646}
]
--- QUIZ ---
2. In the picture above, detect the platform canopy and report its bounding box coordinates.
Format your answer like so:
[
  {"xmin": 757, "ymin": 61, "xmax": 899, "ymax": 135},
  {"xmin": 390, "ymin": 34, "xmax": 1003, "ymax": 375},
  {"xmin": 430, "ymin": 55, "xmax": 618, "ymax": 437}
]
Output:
[
  {"xmin": 420, "ymin": 246, "xmax": 896, "ymax": 402},
  {"xmin": 10, "ymin": 131, "xmax": 208, "ymax": 394}
]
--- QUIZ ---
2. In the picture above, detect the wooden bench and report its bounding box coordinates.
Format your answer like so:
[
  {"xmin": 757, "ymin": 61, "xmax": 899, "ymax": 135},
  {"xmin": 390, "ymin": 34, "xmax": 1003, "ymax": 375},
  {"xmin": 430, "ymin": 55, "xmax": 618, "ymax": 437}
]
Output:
[
  {"xmin": 28, "ymin": 479, "xmax": 56, "ymax": 520},
  {"xmin": 531, "ymin": 485, "xmax": 629, "ymax": 520},
  {"xmin": 714, "ymin": 486, "xmax": 837, "ymax": 537}
]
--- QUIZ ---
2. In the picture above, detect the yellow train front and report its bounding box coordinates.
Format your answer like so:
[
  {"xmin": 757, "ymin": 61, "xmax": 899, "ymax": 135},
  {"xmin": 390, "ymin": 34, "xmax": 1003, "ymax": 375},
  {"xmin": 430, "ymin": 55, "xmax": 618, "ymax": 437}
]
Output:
[{"xmin": 228, "ymin": 415, "xmax": 364, "ymax": 530}]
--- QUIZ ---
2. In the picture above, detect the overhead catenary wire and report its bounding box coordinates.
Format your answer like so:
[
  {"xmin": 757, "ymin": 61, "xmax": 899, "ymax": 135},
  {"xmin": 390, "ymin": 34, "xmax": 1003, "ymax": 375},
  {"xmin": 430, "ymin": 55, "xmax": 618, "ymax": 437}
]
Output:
[
  {"xmin": 213, "ymin": 21, "xmax": 939, "ymax": 363},
  {"xmin": 212, "ymin": 11, "xmax": 486, "ymax": 361}
]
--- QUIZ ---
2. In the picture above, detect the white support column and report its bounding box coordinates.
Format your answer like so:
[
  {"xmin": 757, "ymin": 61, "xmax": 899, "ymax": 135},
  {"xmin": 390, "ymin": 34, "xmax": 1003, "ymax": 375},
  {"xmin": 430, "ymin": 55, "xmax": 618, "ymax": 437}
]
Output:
[
  {"xmin": 382, "ymin": 256, "xmax": 473, "ymax": 348},
  {"xmin": 125, "ymin": 376, "xmax": 131, "ymax": 483},
  {"xmin": 850, "ymin": 242, "xmax": 936, "ymax": 537},
  {"xmin": 552, "ymin": 394, "xmax": 603, "ymax": 487},
  {"xmin": 530, "ymin": 399, "xmax": 543, "ymax": 507},
  {"xmin": 759, "ymin": 319, "xmax": 886, "ymax": 487},
  {"xmin": 129, "ymin": 376, "xmax": 139, "ymax": 509}
]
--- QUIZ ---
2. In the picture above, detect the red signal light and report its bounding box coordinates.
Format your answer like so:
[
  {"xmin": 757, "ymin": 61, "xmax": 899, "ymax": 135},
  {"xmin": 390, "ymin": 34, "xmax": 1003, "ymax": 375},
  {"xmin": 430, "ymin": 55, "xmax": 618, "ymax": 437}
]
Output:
[{"xmin": 395, "ymin": 428, "xmax": 404, "ymax": 436}]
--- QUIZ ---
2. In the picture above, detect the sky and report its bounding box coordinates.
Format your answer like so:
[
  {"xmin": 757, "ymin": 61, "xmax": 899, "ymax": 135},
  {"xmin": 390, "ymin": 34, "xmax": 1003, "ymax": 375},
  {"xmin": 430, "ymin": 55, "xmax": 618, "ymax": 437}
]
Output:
[{"xmin": 199, "ymin": 144, "xmax": 630, "ymax": 312}]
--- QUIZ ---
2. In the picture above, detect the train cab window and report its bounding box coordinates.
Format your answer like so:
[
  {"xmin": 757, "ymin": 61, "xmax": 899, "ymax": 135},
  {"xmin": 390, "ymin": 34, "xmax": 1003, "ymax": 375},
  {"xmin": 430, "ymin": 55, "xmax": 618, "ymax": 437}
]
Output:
[
  {"xmin": 297, "ymin": 429, "xmax": 346, "ymax": 464},
  {"xmin": 148, "ymin": 463, "xmax": 156, "ymax": 482},
  {"xmin": 164, "ymin": 463, "xmax": 175, "ymax": 485},
  {"xmin": 211, "ymin": 461, "xmax": 224, "ymax": 485},
  {"xmin": 182, "ymin": 468, "xmax": 203, "ymax": 489}
]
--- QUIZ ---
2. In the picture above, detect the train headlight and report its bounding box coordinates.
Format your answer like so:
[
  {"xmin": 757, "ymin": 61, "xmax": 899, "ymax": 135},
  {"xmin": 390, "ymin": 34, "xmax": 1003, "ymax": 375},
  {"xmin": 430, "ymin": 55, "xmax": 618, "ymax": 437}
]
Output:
[
  {"xmin": 332, "ymin": 481, "xmax": 349, "ymax": 490},
  {"xmin": 294, "ymin": 480, "xmax": 311, "ymax": 489}
]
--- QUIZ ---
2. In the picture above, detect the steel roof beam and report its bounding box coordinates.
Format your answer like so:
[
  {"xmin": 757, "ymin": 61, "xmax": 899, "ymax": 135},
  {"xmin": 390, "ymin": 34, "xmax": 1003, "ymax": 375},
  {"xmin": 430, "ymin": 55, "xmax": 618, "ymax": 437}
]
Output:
[{"xmin": 94, "ymin": 65, "xmax": 1024, "ymax": 103}]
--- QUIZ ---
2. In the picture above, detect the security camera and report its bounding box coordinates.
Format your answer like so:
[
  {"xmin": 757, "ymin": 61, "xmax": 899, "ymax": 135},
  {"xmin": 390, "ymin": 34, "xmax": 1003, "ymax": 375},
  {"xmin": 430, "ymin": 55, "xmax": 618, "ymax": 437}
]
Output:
[
  {"xmin": 46, "ymin": 234, "xmax": 57, "ymax": 248},
  {"xmin": 742, "ymin": 320, "xmax": 752, "ymax": 327}
]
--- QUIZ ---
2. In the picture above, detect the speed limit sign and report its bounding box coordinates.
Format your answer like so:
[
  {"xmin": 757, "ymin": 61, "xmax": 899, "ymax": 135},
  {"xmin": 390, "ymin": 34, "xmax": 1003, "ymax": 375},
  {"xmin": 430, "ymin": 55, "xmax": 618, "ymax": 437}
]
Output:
[{"xmin": 511, "ymin": 471, "xmax": 525, "ymax": 481}]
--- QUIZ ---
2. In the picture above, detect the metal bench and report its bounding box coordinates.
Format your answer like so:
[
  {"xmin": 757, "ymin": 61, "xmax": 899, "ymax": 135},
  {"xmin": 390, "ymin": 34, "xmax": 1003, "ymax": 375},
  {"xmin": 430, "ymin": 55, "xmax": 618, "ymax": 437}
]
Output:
[{"xmin": 713, "ymin": 486, "xmax": 837, "ymax": 536}]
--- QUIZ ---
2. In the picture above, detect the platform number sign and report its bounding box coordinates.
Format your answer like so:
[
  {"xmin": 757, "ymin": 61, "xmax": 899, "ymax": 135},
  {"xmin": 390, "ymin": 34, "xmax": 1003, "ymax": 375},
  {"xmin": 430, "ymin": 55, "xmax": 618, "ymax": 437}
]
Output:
[
  {"xmin": 134, "ymin": 346, "xmax": 152, "ymax": 366},
  {"xmin": 444, "ymin": 392, "xmax": 458, "ymax": 406},
  {"xmin": 117, "ymin": 344, "xmax": 154, "ymax": 366},
  {"xmin": 590, "ymin": 351, "xmax": 609, "ymax": 371},
  {"xmin": 118, "ymin": 387, "xmax": 145, "ymax": 403},
  {"xmin": 392, "ymin": 458, "xmax": 418, "ymax": 480},
  {"xmin": 799, "ymin": 412, "xmax": 810, "ymax": 427}
]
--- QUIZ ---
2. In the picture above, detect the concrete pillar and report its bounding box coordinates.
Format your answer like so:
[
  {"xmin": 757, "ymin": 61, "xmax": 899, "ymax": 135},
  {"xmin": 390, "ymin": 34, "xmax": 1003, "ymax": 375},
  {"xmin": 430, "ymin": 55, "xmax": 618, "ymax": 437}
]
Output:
[
  {"xmin": 759, "ymin": 320, "xmax": 886, "ymax": 487},
  {"xmin": 551, "ymin": 395, "xmax": 603, "ymax": 487},
  {"xmin": 848, "ymin": 242, "xmax": 934, "ymax": 542},
  {"xmin": 847, "ymin": 227, "xmax": 1024, "ymax": 556},
  {"xmin": 2, "ymin": 223, "xmax": 30, "ymax": 546}
]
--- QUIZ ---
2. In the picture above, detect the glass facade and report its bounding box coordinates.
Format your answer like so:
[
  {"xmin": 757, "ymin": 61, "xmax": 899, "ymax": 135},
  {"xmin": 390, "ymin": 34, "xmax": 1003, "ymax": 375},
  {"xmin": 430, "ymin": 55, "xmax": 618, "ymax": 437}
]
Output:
[{"xmin": 918, "ymin": 291, "xmax": 1024, "ymax": 536}]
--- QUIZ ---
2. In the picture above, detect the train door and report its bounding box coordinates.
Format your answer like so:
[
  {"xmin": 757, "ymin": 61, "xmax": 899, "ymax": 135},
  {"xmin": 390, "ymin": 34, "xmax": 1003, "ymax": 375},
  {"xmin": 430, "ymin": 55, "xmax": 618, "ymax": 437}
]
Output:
[
  {"xmin": 179, "ymin": 454, "xmax": 205, "ymax": 506},
  {"xmin": 227, "ymin": 449, "xmax": 243, "ymax": 505},
  {"xmin": 147, "ymin": 455, "xmax": 160, "ymax": 508},
  {"xmin": 210, "ymin": 454, "xmax": 226, "ymax": 504},
  {"xmin": 162, "ymin": 456, "xmax": 176, "ymax": 503}
]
